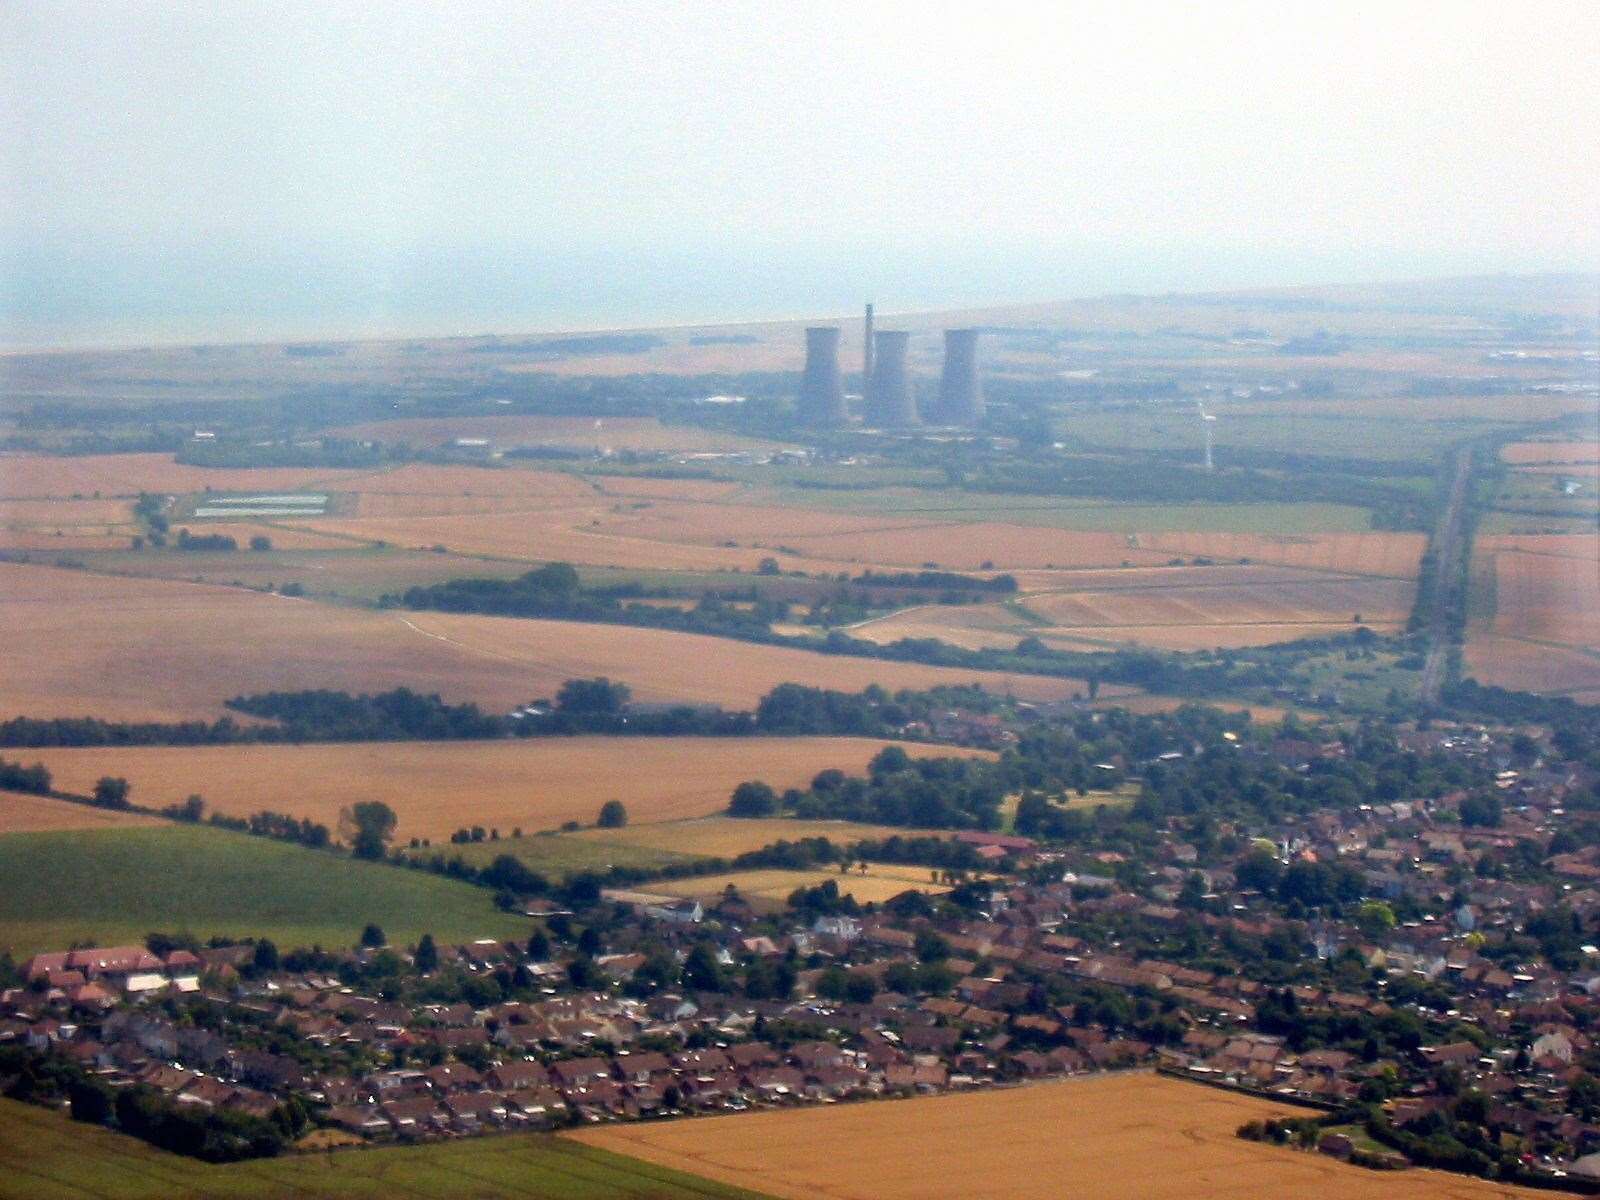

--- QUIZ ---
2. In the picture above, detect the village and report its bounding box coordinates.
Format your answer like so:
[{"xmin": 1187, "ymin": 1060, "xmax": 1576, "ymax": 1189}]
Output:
[{"xmin": 4, "ymin": 705, "xmax": 1600, "ymax": 1187}]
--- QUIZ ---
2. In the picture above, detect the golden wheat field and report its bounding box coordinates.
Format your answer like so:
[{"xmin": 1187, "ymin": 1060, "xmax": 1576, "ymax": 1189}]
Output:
[
  {"xmin": 573, "ymin": 1072, "xmax": 1549, "ymax": 1200},
  {"xmin": 0, "ymin": 452, "xmax": 372, "ymax": 498},
  {"xmin": 31, "ymin": 738, "xmax": 986, "ymax": 841},
  {"xmin": 851, "ymin": 563, "xmax": 1413, "ymax": 652},
  {"xmin": 564, "ymin": 817, "xmax": 948, "ymax": 858},
  {"xmin": 649, "ymin": 865, "xmax": 949, "ymax": 908},
  {"xmin": 1467, "ymin": 533, "xmax": 1600, "ymax": 698},
  {"xmin": 1, "ymin": 562, "xmax": 1075, "ymax": 721},
  {"xmin": 0, "ymin": 791, "xmax": 164, "ymax": 834},
  {"xmin": 391, "ymin": 610, "xmax": 1103, "ymax": 705},
  {"xmin": 289, "ymin": 508, "xmax": 820, "ymax": 573}
]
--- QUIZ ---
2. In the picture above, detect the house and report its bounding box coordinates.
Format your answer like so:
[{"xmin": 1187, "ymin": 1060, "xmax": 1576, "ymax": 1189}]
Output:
[
  {"xmin": 642, "ymin": 899, "xmax": 704, "ymax": 925},
  {"xmin": 549, "ymin": 1056, "xmax": 611, "ymax": 1088},
  {"xmin": 813, "ymin": 915, "xmax": 862, "ymax": 941},
  {"xmin": 487, "ymin": 1060, "xmax": 549, "ymax": 1091},
  {"xmin": 326, "ymin": 1104, "xmax": 389, "ymax": 1137},
  {"xmin": 444, "ymin": 1091, "xmax": 506, "ymax": 1129},
  {"xmin": 381, "ymin": 1096, "xmax": 445, "ymax": 1136}
]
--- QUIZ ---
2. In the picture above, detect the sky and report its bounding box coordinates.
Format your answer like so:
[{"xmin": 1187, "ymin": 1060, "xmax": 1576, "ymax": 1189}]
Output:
[{"xmin": 2, "ymin": 0, "xmax": 1597, "ymax": 348}]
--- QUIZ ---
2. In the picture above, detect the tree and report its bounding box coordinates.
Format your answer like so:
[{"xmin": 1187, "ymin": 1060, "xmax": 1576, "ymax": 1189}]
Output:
[
  {"xmin": 360, "ymin": 923, "xmax": 386, "ymax": 949},
  {"xmin": 1459, "ymin": 793, "xmax": 1501, "ymax": 828},
  {"xmin": 869, "ymin": 745, "xmax": 910, "ymax": 778},
  {"xmin": 344, "ymin": 801, "xmax": 397, "ymax": 860},
  {"xmin": 527, "ymin": 929, "xmax": 551, "ymax": 960},
  {"xmin": 728, "ymin": 780, "xmax": 779, "ymax": 818},
  {"xmin": 1235, "ymin": 849, "xmax": 1283, "ymax": 893},
  {"xmin": 596, "ymin": 800, "xmax": 628, "ymax": 829},
  {"xmin": 1356, "ymin": 901, "xmax": 1397, "ymax": 939},
  {"xmin": 683, "ymin": 942, "xmax": 725, "ymax": 992},
  {"xmin": 93, "ymin": 776, "xmax": 131, "ymax": 809},
  {"xmin": 414, "ymin": 933, "xmax": 438, "ymax": 973},
  {"xmin": 249, "ymin": 535, "xmax": 273, "ymax": 552},
  {"xmin": 757, "ymin": 556, "xmax": 781, "ymax": 576},
  {"xmin": 556, "ymin": 677, "xmax": 630, "ymax": 717},
  {"xmin": 252, "ymin": 938, "xmax": 280, "ymax": 973},
  {"xmin": 567, "ymin": 955, "xmax": 604, "ymax": 990}
]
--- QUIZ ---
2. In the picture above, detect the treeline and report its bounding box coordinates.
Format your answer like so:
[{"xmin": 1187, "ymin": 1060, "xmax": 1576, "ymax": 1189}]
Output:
[
  {"xmin": 731, "ymin": 745, "xmax": 1009, "ymax": 830},
  {"xmin": 227, "ymin": 687, "xmax": 507, "ymax": 740},
  {"xmin": 1443, "ymin": 679, "xmax": 1600, "ymax": 757},
  {"xmin": 850, "ymin": 569, "xmax": 1018, "ymax": 593},
  {"xmin": 0, "ymin": 677, "xmax": 994, "ymax": 751},
  {"xmin": 0, "ymin": 756, "xmax": 51, "ymax": 794},
  {"xmin": 394, "ymin": 561, "xmax": 784, "ymax": 640}
]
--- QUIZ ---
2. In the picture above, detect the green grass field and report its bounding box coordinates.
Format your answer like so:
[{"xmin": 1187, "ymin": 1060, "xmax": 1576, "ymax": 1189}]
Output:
[
  {"xmin": 0, "ymin": 825, "xmax": 528, "ymax": 958},
  {"xmin": 0, "ymin": 1098, "xmax": 769, "ymax": 1200}
]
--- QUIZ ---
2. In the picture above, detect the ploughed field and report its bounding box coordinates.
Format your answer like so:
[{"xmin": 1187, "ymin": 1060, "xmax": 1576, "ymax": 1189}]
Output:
[
  {"xmin": 0, "ymin": 1096, "xmax": 770, "ymax": 1200},
  {"xmin": 32, "ymin": 738, "xmax": 991, "ymax": 843},
  {"xmin": 852, "ymin": 562, "xmax": 1415, "ymax": 653},
  {"xmin": 573, "ymin": 1072, "xmax": 1549, "ymax": 1200},
  {"xmin": 1466, "ymin": 533, "xmax": 1600, "ymax": 701},
  {"xmin": 0, "ymin": 825, "xmax": 527, "ymax": 958},
  {"xmin": 0, "ymin": 561, "xmax": 1076, "ymax": 722}
]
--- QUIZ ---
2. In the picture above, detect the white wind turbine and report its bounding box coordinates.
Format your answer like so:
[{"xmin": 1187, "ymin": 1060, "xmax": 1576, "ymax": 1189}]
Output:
[{"xmin": 1196, "ymin": 401, "xmax": 1216, "ymax": 472}]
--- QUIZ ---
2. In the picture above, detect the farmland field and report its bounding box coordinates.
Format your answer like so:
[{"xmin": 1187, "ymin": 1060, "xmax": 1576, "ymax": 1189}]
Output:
[
  {"xmin": 1466, "ymin": 533, "xmax": 1600, "ymax": 699},
  {"xmin": 438, "ymin": 817, "xmax": 948, "ymax": 879},
  {"xmin": 0, "ymin": 1097, "xmax": 770, "ymax": 1200},
  {"xmin": 1502, "ymin": 440, "xmax": 1600, "ymax": 465},
  {"xmin": 0, "ymin": 825, "xmax": 526, "ymax": 958},
  {"xmin": 0, "ymin": 561, "xmax": 1078, "ymax": 721},
  {"xmin": 0, "ymin": 790, "xmax": 163, "ymax": 834},
  {"xmin": 647, "ymin": 864, "xmax": 949, "ymax": 908},
  {"xmin": 33, "ymin": 738, "xmax": 991, "ymax": 843},
  {"xmin": 384, "ymin": 611, "xmax": 1095, "ymax": 705},
  {"xmin": 324, "ymin": 413, "xmax": 794, "ymax": 454},
  {"xmin": 853, "ymin": 563, "xmax": 1413, "ymax": 653},
  {"xmin": 0, "ymin": 452, "xmax": 375, "ymax": 498},
  {"xmin": 0, "ymin": 497, "xmax": 136, "ymax": 546},
  {"xmin": 574, "ymin": 1072, "xmax": 1549, "ymax": 1200}
]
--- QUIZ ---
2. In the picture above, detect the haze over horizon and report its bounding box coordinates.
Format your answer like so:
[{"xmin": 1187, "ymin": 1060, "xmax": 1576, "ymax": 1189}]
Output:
[{"xmin": 3, "ymin": 0, "xmax": 1597, "ymax": 350}]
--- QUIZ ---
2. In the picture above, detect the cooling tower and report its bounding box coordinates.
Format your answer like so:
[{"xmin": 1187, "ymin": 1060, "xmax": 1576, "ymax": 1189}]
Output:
[
  {"xmin": 867, "ymin": 330, "xmax": 918, "ymax": 427},
  {"xmin": 937, "ymin": 328, "xmax": 983, "ymax": 424},
  {"xmin": 797, "ymin": 326, "xmax": 847, "ymax": 426}
]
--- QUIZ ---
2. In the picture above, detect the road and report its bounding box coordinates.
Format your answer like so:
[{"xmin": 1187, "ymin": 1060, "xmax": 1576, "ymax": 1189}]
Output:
[{"xmin": 1419, "ymin": 446, "xmax": 1475, "ymax": 705}]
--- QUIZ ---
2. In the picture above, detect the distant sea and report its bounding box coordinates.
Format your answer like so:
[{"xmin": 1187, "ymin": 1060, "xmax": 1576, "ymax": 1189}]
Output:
[{"xmin": 0, "ymin": 237, "xmax": 1538, "ymax": 351}]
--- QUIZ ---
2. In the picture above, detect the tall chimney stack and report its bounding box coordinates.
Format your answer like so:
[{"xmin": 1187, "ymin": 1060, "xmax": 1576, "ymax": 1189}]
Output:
[
  {"xmin": 863, "ymin": 303, "xmax": 875, "ymax": 388},
  {"xmin": 937, "ymin": 328, "xmax": 983, "ymax": 424},
  {"xmin": 867, "ymin": 330, "xmax": 918, "ymax": 427},
  {"xmin": 797, "ymin": 327, "xmax": 847, "ymax": 426}
]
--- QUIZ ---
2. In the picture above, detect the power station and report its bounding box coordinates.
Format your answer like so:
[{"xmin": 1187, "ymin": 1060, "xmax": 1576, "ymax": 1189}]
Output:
[
  {"xmin": 935, "ymin": 327, "xmax": 983, "ymax": 424},
  {"xmin": 866, "ymin": 330, "xmax": 918, "ymax": 427},
  {"xmin": 797, "ymin": 326, "xmax": 847, "ymax": 426},
  {"xmin": 794, "ymin": 306, "xmax": 984, "ymax": 429}
]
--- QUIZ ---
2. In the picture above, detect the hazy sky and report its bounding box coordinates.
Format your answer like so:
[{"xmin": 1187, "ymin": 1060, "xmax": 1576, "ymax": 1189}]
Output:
[{"xmin": 3, "ymin": 0, "xmax": 1597, "ymax": 347}]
